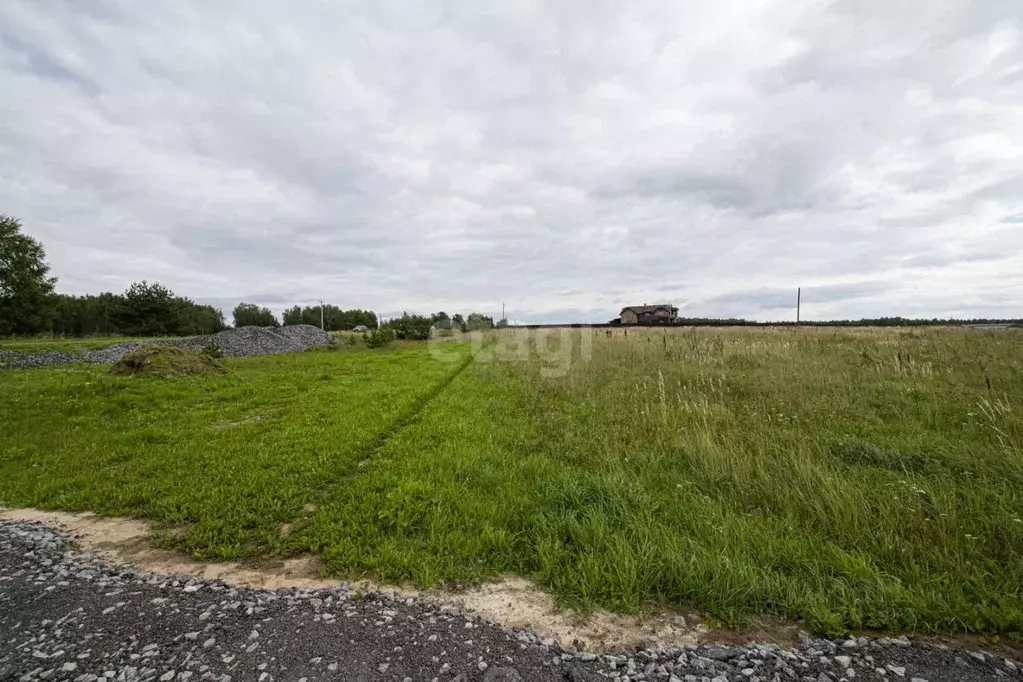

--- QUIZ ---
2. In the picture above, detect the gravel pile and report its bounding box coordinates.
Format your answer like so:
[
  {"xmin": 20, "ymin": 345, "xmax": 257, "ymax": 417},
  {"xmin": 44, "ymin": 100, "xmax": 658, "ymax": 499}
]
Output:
[
  {"xmin": 2, "ymin": 519, "xmax": 1019, "ymax": 682},
  {"xmin": 0, "ymin": 325, "xmax": 335, "ymax": 370},
  {"xmin": 177, "ymin": 325, "xmax": 334, "ymax": 358}
]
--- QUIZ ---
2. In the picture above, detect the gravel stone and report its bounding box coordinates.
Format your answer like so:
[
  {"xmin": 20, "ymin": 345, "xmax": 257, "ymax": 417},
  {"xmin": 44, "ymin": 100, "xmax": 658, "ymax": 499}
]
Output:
[{"xmin": 0, "ymin": 325, "xmax": 335, "ymax": 371}]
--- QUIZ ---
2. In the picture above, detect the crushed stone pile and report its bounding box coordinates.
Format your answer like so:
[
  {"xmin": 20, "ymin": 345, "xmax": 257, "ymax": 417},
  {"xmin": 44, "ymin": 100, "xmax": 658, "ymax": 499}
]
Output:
[
  {"xmin": 177, "ymin": 325, "xmax": 334, "ymax": 358},
  {"xmin": 0, "ymin": 325, "xmax": 335, "ymax": 371}
]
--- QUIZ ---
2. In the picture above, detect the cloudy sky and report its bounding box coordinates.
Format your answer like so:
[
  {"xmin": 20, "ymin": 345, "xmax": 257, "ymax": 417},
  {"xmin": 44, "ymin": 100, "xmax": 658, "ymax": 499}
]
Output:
[{"xmin": 2, "ymin": 1, "xmax": 1021, "ymax": 323}]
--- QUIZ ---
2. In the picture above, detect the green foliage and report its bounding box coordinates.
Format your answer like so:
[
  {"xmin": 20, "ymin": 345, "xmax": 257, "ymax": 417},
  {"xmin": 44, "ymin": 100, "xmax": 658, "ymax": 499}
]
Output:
[
  {"xmin": 201, "ymin": 341, "xmax": 224, "ymax": 359},
  {"xmin": 283, "ymin": 305, "xmax": 377, "ymax": 331},
  {"xmin": 50, "ymin": 286, "xmax": 225, "ymax": 337},
  {"xmin": 0, "ymin": 215, "xmax": 57, "ymax": 335},
  {"xmin": 364, "ymin": 328, "xmax": 396, "ymax": 348},
  {"xmin": 430, "ymin": 311, "xmax": 455, "ymax": 330},
  {"xmin": 382, "ymin": 313, "xmax": 432, "ymax": 340},
  {"xmin": 464, "ymin": 312, "xmax": 494, "ymax": 331},
  {"xmin": 232, "ymin": 302, "xmax": 279, "ymax": 328},
  {"xmin": 116, "ymin": 281, "xmax": 176, "ymax": 335}
]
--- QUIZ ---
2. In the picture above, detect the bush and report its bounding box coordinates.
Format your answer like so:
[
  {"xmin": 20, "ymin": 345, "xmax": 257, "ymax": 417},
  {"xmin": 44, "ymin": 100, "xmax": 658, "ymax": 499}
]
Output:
[
  {"xmin": 364, "ymin": 328, "xmax": 395, "ymax": 348},
  {"xmin": 201, "ymin": 341, "xmax": 224, "ymax": 359},
  {"xmin": 383, "ymin": 313, "xmax": 433, "ymax": 340},
  {"xmin": 111, "ymin": 345, "xmax": 225, "ymax": 378}
]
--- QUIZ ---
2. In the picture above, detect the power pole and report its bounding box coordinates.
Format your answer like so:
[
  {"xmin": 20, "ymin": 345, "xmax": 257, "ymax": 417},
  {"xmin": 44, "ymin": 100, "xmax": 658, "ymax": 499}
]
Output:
[
  {"xmin": 502, "ymin": 302, "xmax": 505, "ymax": 322},
  {"xmin": 320, "ymin": 300, "xmax": 325, "ymax": 331},
  {"xmin": 796, "ymin": 288, "xmax": 801, "ymax": 324}
]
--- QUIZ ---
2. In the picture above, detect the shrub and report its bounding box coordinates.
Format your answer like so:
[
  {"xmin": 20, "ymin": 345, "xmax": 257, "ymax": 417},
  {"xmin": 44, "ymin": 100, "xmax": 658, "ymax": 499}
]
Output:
[
  {"xmin": 201, "ymin": 341, "xmax": 224, "ymax": 359},
  {"xmin": 383, "ymin": 314, "xmax": 433, "ymax": 340},
  {"xmin": 364, "ymin": 328, "xmax": 395, "ymax": 348}
]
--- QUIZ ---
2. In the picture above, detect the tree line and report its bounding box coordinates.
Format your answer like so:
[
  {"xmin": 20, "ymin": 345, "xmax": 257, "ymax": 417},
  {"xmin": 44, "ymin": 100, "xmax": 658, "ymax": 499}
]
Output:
[
  {"xmin": 281, "ymin": 304, "xmax": 377, "ymax": 330},
  {"xmin": 2, "ymin": 215, "xmax": 500, "ymax": 338},
  {"xmin": 378, "ymin": 311, "xmax": 496, "ymax": 340},
  {"xmin": 54, "ymin": 283, "xmax": 227, "ymax": 337}
]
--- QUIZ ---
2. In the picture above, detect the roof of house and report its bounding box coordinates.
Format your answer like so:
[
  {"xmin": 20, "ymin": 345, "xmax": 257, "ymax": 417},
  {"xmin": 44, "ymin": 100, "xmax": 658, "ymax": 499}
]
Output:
[{"xmin": 621, "ymin": 304, "xmax": 678, "ymax": 314}]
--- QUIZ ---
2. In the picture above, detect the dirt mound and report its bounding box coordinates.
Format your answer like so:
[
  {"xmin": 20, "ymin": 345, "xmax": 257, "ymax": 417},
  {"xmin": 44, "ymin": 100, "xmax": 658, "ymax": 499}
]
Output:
[{"xmin": 110, "ymin": 345, "xmax": 226, "ymax": 378}]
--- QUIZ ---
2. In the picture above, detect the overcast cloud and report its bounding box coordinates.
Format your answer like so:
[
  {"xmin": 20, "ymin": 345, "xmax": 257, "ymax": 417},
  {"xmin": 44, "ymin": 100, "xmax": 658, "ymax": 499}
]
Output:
[{"xmin": 2, "ymin": 0, "xmax": 1021, "ymax": 323}]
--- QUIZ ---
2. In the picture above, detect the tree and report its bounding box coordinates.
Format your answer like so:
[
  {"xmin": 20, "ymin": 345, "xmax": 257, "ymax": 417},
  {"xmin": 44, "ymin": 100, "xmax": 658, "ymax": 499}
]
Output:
[
  {"xmin": 233, "ymin": 302, "xmax": 278, "ymax": 327},
  {"xmin": 51, "ymin": 288, "xmax": 225, "ymax": 337},
  {"xmin": 382, "ymin": 312, "xmax": 433, "ymax": 340},
  {"xmin": 171, "ymin": 298, "xmax": 226, "ymax": 335},
  {"xmin": 0, "ymin": 216, "xmax": 57, "ymax": 336},
  {"xmin": 431, "ymin": 311, "xmax": 452, "ymax": 330},
  {"xmin": 465, "ymin": 312, "xmax": 494, "ymax": 331},
  {"xmin": 116, "ymin": 281, "xmax": 176, "ymax": 335},
  {"xmin": 281, "ymin": 305, "xmax": 377, "ymax": 330},
  {"xmin": 451, "ymin": 313, "xmax": 465, "ymax": 331}
]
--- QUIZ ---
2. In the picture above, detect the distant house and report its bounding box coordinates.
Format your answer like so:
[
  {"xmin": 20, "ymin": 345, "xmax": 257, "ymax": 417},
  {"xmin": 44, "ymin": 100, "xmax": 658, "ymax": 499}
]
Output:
[{"xmin": 619, "ymin": 304, "xmax": 678, "ymax": 326}]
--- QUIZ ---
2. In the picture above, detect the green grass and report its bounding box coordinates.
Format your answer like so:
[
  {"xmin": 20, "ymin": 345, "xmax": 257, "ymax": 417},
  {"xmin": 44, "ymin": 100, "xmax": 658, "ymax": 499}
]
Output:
[
  {"xmin": 2, "ymin": 327, "xmax": 1022, "ymax": 635},
  {"xmin": 0, "ymin": 344, "xmax": 472, "ymax": 559}
]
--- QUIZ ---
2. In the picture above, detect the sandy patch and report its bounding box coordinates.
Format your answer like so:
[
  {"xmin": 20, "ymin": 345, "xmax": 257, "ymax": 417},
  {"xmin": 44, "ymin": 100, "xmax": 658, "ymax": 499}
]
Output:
[
  {"xmin": 0, "ymin": 508, "xmax": 338, "ymax": 590},
  {"xmin": 417, "ymin": 575, "xmax": 706, "ymax": 650}
]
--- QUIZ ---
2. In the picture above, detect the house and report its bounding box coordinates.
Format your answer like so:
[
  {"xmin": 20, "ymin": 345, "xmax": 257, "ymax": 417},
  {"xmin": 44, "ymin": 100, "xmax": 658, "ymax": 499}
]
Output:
[{"xmin": 619, "ymin": 304, "xmax": 678, "ymax": 326}]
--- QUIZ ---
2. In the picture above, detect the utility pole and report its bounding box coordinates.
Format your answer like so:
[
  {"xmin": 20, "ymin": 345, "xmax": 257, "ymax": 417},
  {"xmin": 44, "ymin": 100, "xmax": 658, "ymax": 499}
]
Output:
[
  {"xmin": 502, "ymin": 302, "xmax": 505, "ymax": 322},
  {"xmin": 320, "ymin": 300, "xmax": 325, "ymax": 331},
  {"xmin": 796, "ymin": 288, "xmax": 801, "ymax": 325}
]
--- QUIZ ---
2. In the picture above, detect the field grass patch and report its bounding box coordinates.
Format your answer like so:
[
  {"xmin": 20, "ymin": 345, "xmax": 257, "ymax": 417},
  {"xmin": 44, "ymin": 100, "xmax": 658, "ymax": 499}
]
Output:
[{"xmin": 111, "ymin": 345, "xmax": 226, "ymax": 378}]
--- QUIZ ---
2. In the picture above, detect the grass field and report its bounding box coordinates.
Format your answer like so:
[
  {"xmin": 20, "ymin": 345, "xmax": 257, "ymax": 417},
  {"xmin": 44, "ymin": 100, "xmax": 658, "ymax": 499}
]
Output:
[{"xmin": 1, "ymin": 327, "xmax": 1021, "ymax": 635}]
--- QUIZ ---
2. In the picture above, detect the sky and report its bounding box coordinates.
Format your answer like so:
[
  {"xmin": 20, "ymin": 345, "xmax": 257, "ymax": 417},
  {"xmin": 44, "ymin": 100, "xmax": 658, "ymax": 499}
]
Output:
[{"xmin": 1, "ymin": 1, "xmax": 1021, "ymax": 324}]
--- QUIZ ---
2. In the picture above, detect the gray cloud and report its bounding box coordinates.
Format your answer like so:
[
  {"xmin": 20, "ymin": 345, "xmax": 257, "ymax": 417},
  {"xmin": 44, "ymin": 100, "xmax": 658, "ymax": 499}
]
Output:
[{"xmin": 1, "ymin": 0, "xmax": 1021, "ymax": 324}]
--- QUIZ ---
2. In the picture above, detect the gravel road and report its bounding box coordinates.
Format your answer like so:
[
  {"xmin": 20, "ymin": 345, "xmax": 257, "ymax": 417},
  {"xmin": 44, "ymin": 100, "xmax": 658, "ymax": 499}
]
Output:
[{"xmin": 1, "ymin": 520, "xmax": 1019, "ymax": 682}]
